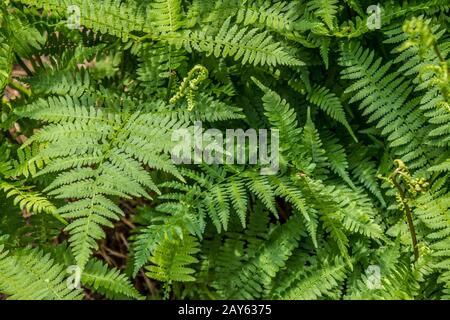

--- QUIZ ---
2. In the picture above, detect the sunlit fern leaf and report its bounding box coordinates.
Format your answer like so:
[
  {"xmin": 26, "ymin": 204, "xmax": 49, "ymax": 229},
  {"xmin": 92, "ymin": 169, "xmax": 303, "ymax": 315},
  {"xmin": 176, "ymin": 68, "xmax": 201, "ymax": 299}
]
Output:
[
  {"xmin": 145, "ymin": 234, "xmax": 200, "ymax": 283},
  {"xmin": 339, "ymin": 42, "xmax": 433, "ymax": 173},
  {"xmin": 235, "ymin": 0, "xmax": 301, "ymax": 34},
  {"xmin": 16, "ymin": 96, "xmax": 184, "ymax": 269},
  {"xmin": 0, "ymin": 246, "xmax": 83, "ymax": 300},
  {"xmin": 2, "ymin": 12, "xmax": 46, "ymax": 57},
  {"xmin": 7, "ymin": 144, "xmax": 48, "ymax": 179},
  {"xmin": 227, "ymin": 177, "xmax": 248, "ymax": 228},
  {"xmin": 348, "ymin": 144, "xmax": 386, "ymax": 206},
  {"xmin": 429, "ymin": 158, "xmax": 450, "ymax": 173},
  {"xmin": 322, "ymin": 134, "xmax": 355, "ymax": 188},
  {"xmin": 301, "ymin": 111, "xmax": 329, "ymax": 176},
  {"xmin": 252, "ymin": 77, "xmax": 303, "ymax": 157},
  {"xmin": 246, "ymin": 174, "xmax": 277, "ymax": 216},
  {"xmin": 25, "ymin": 69, "xmax": 93, "ymax": 98},
  {"xmin": 137, "ymin": 43, "xmax": 187, "ymax": 97},
  {"xmin": 149, "ymin": 0, "xmax": 184, "ymax": 34},
  {"xmin": 415, "ymin": 191, "xmax": 450, "ymax": 292},
  {"xmin": 131, "ymin": 209, "xmax": 191, "ymax": 276},
  {"xmin": 16, "ymin": 0, "xmax": 149, "ymax": 41},
  {"xmin": 141, "ymin": 93, "xmax": 244, "ymax": 122},
  {"xmin": 219, "ymin": 214, "xmax": 303, "ymax": 299},
  {"xmin": 0, "ymin": 35, "xmax": 13, "ymax": 92},
  {"xmin": 0, "ymin": 180, "xmax": 56, "ymax": 215}
]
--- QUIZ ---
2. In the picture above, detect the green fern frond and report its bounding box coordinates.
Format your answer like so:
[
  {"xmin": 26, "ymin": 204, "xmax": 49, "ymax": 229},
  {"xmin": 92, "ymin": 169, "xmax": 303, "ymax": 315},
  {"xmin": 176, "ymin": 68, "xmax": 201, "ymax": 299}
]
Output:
[
  {"xmin": 4, "ymin": 0, "xmax": 450, "ymax": 301},
  {"xmin": 322, "ymin": 134, "xmax": 355, "ymax": 188},
  {"xmin": 137, "ymin": 43, "xmax": 187, "ymax": 96},
  {"xmin": 301, "ymin": 110, "xmax": 329, "ymax": 176},
  {"xmin": 227, "ymin": 177, "xmax": 248, "ymax": 228},
  {"xmin": 0, "ymin": 180, "xmax": 56, "ymax": 215},
  {"xmin": 17, "ymin": 0, "xmax": 149, "ymax": 41},
  {"xmin": 246, "ymin": 174, "xmax": 276, "ymax": 215},
  {"xmin": 0, "ymin": 246, "xmax": 83, "ymax": 300},
  {"xmin": 235, "ymin": 0, "xmax": 301, "ymax": 34},
  {"xmin": 167, "ymin": 17, "xmax": 303, "ymax": 67},
  {"xmin": 253, "ymin": 78, "xmax": 302, "ymax": 155},
  {"xmin": 0, "ymin": 34, "xmax": 13, "ymax": 92},
  {"xmin": 216, "ymin": 214, "xmax": 302, "ymax": 299},
  {"xmin": 149, "ymin": 0, "xmax": 184, "ymax": 34},
  {"xmin": 340, "ymin": 42, "xmax": 433, "ymax": 172},
  {"xmin": 8, "ymin": 144, "xmax": 48, "ymax": 179},
  {"xmin": 307, "ymin": 0, "xmax": 338, "ymax": 31},
  {"xmin": 25, "ymin": 69, "xmax": 93, "ymax": 98},
  {"xmin": 145, "ymin": 234, "xmax": 200, "ymax": 284},
  {"xmin": 275, "ymin": 256, "xmax": 347, "ymax": 300},
  {"xmin": 348, "ymin": 144, "xmax": 386, "ymax": 206},
  {"xmin": 16, "ymin": 97, "xmax": 184, "ymax": 269},
  {"xmin": 132, "ymin": 222, "xmax": 183, "ymax": 277},
  {"xmin": 306, "ymin": 85, "xmax": 356, "ymax": 141}
]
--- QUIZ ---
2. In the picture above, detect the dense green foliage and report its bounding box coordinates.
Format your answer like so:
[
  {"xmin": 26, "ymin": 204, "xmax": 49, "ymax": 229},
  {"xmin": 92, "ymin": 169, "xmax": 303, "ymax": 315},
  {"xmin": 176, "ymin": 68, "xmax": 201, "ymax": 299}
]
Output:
[{"xmin": 0, "ymin": 0, "xmax": 449, "ymax": 300}]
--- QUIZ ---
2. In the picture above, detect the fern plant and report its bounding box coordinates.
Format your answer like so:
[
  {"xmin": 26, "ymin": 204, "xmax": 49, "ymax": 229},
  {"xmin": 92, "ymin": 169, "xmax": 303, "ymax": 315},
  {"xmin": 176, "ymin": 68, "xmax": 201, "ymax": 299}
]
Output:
[{"xmin": 0, "ymin": 0, "xmax": 449, "ymax": 300}]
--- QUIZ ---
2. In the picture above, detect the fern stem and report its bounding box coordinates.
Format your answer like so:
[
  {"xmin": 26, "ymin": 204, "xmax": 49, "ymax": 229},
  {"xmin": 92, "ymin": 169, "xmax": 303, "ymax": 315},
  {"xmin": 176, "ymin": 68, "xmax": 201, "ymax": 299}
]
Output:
[
  {"xmin": 391, "ymin": 174, "xmax": 419, "ymax": 261},
  {"xmin": 432, "ymin": 42, "xmax": 450, "ymax": 101},
  {"xmin": 8, "ymin": 80, "xmax": 31, "ymax": 97}
]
